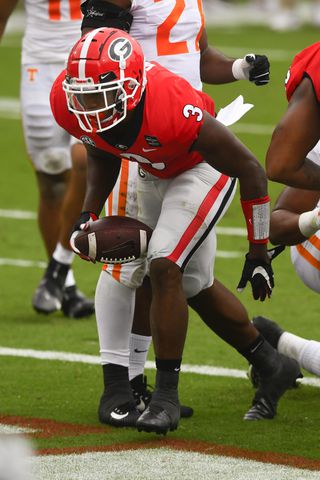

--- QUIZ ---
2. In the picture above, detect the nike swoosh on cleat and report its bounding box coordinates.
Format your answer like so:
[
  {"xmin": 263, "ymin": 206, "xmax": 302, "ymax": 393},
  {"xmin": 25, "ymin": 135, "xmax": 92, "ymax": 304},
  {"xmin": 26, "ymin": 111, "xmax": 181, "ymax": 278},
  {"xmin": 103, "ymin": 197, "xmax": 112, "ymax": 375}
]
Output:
[
  {"xmin": 134, "ymin": 348, "xmax": 148, "ymax": 353},
  {"xmin": 110, "ymin": 411, "xmax": 130, "ymax": 420},
  {"xmin": 142, "ymin": 148, "xmax": 157, "ymax": 152}
]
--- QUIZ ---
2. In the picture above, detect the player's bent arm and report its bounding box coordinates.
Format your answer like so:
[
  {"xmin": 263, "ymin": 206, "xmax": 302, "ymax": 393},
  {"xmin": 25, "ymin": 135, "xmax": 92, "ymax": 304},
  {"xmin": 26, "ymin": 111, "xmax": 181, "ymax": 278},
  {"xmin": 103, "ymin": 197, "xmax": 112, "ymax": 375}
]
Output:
[
  {"xmin": 266, "ymin": 77, "xmax": 320, "ymax": 189},
  {"xmin": 194, "ymin": 113, "xmax": 270, "ymax": 262},
  {"xmin": 270, "ymin": 187, "xmax": 320, "ymax": 245},
  {"xmin": 194, "ymin": 112, "xmax": 267, "ymax": 200},
  {"xmin": 0, "ymin": 0, "xmax": 18, "ymax": 40},
  {"xmin": 82, "ymin": 145, "xmax": 121, "ymax": 216}
]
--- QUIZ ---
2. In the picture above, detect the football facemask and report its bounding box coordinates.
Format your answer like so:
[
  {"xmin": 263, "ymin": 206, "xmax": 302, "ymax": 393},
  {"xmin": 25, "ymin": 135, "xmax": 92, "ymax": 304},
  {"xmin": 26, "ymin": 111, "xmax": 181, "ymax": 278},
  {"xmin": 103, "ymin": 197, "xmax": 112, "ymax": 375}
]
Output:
[{"xmin": 63, "ymin": 27, "xmax": 146, "ymax": 133}]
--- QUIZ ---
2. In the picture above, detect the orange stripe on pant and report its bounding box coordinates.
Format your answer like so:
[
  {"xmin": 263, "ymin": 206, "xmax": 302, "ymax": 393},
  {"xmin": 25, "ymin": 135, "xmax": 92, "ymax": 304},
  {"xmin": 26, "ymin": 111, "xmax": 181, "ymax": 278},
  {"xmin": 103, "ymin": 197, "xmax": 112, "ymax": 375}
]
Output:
[
  {"xmin": 296, "ymin": 242, "xmax": 320, "ymax": 271},
  {"xmin": 103, "ymin": 162, "xmax": 130, "ymax": 281}
]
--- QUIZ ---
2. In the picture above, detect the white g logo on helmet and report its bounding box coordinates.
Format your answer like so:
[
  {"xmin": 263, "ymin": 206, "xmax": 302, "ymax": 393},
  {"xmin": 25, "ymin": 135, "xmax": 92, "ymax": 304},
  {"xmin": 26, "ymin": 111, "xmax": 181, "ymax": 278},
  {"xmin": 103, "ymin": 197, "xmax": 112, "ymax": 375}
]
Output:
[{"xmin": 108, "ymin": 38, "xmax": 133, "ymax": 62}]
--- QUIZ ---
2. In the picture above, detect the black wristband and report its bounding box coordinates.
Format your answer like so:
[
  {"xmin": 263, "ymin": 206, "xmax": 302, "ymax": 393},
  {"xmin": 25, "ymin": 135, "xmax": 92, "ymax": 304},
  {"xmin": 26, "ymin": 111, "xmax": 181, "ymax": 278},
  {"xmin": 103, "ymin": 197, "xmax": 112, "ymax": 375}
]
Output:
[{"xmin": 81, "ymin": 0, "xmax": 133, "ymax": 32}]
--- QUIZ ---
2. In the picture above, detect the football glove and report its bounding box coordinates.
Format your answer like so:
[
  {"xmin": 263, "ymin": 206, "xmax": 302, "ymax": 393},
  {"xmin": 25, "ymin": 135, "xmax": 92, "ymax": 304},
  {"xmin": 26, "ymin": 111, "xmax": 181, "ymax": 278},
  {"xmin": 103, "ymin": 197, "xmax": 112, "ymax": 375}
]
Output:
[
  {"xmin": 237, "ymin": 246, "xmax": 284, "ymax": 301},
  {"xmin": 70, "ymin": 211, "xmax": 98, "ymax": 262},
  {"xmin": 232, "ymin": 54, "xmax": 270, "ymax": 86}
]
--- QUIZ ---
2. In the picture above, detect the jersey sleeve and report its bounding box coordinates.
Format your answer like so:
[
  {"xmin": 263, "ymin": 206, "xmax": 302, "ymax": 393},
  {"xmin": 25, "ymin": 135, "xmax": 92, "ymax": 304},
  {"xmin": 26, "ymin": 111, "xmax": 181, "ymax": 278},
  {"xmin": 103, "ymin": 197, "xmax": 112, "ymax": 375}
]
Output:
[{"xmin": 286, "ymin": 42, "xmax": 320, "ymax": 103}]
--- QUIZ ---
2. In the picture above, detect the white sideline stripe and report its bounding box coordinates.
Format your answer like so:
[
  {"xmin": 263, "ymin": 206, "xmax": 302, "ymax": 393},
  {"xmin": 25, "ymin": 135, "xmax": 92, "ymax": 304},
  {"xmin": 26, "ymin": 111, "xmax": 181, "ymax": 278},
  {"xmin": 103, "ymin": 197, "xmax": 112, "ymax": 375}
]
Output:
[
  {"xmin": 0, "ymin": 209, "xmax": 36, "ymax": 219},
  {"xmin": 33, "ymin": 449, "xmax": 320, "ymax": 480},
  {"xmin": 0, "ymin": 251, "xmax": 242, "ymax": 269},
  {"xmin": 0, "ymin": 424, "xmax": 37, "ymax": 434},
  {"xmin": 0, "ymin": 259, "xmax": 47, "ymax": 268},
  {"xmin": 0, "ymin": 209, "xmax": 248, "ymax": 237},
  {"xmin": 0, "ymin": 347, "xmax": 319, "ymax": 389}
]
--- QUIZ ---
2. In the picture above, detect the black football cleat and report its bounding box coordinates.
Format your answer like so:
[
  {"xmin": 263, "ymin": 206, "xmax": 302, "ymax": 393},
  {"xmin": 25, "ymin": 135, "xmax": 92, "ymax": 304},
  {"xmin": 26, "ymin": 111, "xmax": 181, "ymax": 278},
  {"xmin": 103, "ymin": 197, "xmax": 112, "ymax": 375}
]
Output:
[
  {"xmin": 136, "ymin": 370, "xmax": 180, "ymax": 435},
  {"xmin": 136, "ymin": 402, "xmax": 180, "ymax": 435},
  {"xmin": 32, "ymin": 259, "xmax": 69, "ymax": 314},
  {"xmin": 244, "ymin": 354, "xmax": 301, "ymax": 421},
  {"xmin": 130, "ymin": 374, "xmax": 194, "ymax": 418},
  {"xmin": 61, "ymin": 286, "xmax": 94, "ymax": 318},
  {"xmin": 252, "ymin": 316, "xmax": 284, "ymax": 349},
  {"xmin": 98, "ymin": 393, "xmax": 140, "ymax": 427}
]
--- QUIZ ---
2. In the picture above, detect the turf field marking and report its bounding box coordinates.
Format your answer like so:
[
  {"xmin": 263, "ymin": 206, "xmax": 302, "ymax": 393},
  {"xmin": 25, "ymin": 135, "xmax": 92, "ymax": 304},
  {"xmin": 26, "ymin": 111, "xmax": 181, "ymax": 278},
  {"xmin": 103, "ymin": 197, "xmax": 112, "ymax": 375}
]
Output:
[
  {"xmin": 32, "ymin": 448, "xmax": 320, "ymax": 480},
  {"xmin": 0, "ymin": 207, "xmax": 247, "ymax": 237},
  {"xmin": 0, "ymin": 259, "xmax": 47, "ymax": 268},
  {"xmin": 0, "ymin": 424, "xmax": 36, "ymax": 434},
  {"xmin": 0, "ymin": 346, "xmax": 319, "ymax": 388}
]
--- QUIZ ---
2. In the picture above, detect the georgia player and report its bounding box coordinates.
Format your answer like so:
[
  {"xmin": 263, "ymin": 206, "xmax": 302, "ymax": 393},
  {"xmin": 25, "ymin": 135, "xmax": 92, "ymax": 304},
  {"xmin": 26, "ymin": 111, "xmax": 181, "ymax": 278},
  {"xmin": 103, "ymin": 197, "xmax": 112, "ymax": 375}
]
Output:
[
  {"xmin": 51, "ymin": 28, "xmax": 300, "ymax": 434},
  {"xmin": 252, "ymin": 42, "xmax": 320, "ymax": 381},
  {"xmin": 0, "ymin": 0, "xmax": 94, "ymax": 318},
  {"xmin": 78, "ymin": 0, "xmax": 278, "ymax": 426}
]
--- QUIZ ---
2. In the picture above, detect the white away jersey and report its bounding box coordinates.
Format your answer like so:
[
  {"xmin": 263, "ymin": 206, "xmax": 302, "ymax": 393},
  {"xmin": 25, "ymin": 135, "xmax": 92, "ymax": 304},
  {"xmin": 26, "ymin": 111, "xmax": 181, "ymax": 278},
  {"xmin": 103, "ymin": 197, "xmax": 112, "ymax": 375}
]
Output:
[
  {"xmin": 22, "ymin": 0, "xmax": 82, "ymax": 64},
  {"xmin": 130, "ymin": 0, "xmax": 204, "ymax": 90}
]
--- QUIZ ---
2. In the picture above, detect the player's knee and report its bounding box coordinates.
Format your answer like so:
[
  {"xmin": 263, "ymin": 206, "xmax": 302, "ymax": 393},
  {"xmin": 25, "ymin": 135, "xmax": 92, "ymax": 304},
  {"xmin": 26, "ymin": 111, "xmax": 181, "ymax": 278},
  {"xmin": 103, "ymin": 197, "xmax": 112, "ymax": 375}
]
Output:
[
  {"xmin": 149, "ymin": 258, "xmax": 182, "ymax": 291},
  {"xmin": 36, "ymin": 171, "xmax": 69, "ymax": 203},
  {"xmin": 71, "ymin": 143, "xmax": 87, "ymax": 173},
  {"xmin": 34, "ymin": 147, "xmax": 71, "ymax": 175}
]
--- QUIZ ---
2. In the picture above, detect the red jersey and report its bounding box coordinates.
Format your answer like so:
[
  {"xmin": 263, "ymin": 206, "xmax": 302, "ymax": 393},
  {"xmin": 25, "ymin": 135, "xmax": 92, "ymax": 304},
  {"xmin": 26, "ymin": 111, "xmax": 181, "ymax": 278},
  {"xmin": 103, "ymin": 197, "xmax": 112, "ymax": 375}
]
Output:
[
  {"xmin": 50, "ymin": 62, "xmax": 215, "ymax": 179},
  {"xmin": 285, "ymin": 42, "xmax": 320, "ymax": 103}
]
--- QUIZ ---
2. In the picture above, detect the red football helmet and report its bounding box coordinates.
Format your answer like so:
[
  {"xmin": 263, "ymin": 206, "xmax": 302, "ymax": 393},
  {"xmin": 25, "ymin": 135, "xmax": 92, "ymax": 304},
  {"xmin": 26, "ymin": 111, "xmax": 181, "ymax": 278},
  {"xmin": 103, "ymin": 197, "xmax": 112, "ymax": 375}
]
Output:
[{"xmin": 63, "ymin": 28, "xmax": 146, "ymax": 132}]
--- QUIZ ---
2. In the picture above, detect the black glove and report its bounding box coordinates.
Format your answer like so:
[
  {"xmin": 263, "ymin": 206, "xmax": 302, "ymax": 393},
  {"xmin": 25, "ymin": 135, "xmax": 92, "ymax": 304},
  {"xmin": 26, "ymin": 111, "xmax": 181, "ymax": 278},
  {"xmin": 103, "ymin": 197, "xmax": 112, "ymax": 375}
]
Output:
[
  {"xmin": 245, "ymin": 54, "xmax": 270, "ymax": 86},
  {"xmin": 237, "ymin": 245, "xmax": 285, "ymax": 301}
]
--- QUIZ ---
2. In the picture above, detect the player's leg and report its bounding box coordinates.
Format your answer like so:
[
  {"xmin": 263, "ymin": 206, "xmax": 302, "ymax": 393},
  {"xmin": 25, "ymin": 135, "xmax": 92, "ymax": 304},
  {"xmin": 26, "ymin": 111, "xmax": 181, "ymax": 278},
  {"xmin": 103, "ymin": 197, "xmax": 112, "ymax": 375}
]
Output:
[
  {"xmin": 95, "ymin": 161, "xmax": 150, "ymax": 426},
  {"xmin": 188, "ymin": 280, "xmax": 301, "ymax": 419},
  {"xmin": 136, "ymin": 163, "xmax": 237, "ymax": 433},
  {"xmin": 20, "ymin": 63, "xmax": 74, "ymax": 314},
  {"xmin": 51, "ymin": 141, "xmax": 94, "ymax": 318},
  {"xmin": 23, "ymin": 64, "xmax": 93, "ymax": 317},
  {"xmin": 252, "ymin": 244, "xmax": 320, "ymax": 377},
  {"xmin": 95, "ymin": 267, "xmax": 141, "ymax": 427}
]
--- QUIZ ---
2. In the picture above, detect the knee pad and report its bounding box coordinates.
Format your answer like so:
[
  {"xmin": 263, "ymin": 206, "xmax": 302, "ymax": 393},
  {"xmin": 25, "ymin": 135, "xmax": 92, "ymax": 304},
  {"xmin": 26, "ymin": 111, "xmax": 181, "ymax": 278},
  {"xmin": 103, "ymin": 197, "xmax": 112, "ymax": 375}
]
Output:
[{"xmin": 34, "ymin": 147, "xmax": 71, "ymax": 175}]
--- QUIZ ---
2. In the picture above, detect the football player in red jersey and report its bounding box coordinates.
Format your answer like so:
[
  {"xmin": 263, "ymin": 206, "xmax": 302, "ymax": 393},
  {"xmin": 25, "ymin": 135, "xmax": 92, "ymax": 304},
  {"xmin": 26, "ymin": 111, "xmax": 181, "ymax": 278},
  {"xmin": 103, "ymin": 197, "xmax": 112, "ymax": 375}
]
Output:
[
  {"xmin": 51, "ymin": 28, "xmax": 301, "ymax": 433},
  {"xmin": 78, "ymin": 0, "xmax": 280, "ymax": 428},
  {"xmin": 251, "ymin": 42, "xmax": 320, "ymax": 382}
]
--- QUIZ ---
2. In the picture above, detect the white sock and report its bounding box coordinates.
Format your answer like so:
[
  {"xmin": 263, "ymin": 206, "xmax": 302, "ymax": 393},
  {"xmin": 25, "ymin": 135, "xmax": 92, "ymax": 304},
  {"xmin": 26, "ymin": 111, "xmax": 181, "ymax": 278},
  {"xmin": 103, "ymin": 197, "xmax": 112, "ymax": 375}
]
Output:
[
  {"xmin": 278, "ymin": 332, "xmax": 320, "ymax": 376},
  {"xmin": 129, "ymin": 333, "xmax": 152, "ymax": 381},
  {"xmin": 95, "ymin": 271, "xmax": 135, "ymax": 368},
  {"xmin": 53, "ymin": 242, "xmax": 75, "ymax": 265}
]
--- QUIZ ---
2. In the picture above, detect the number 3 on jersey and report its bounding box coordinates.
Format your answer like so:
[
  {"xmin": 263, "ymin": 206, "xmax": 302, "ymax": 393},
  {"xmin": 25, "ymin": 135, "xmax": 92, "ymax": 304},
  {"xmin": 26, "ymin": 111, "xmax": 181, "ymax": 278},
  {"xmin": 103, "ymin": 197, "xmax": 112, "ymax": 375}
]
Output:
[{"xmin": 154, "ymin": 0, "xmax": 204, "ymax": 56}]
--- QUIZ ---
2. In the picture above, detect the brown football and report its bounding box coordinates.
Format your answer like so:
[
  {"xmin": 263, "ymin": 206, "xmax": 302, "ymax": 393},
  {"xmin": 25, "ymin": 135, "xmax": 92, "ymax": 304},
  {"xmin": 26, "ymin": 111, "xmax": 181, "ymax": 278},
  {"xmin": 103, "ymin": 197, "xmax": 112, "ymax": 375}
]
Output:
[{"xmin": 74, "ymin": 216, "xmax": 153, "ymax": 264}]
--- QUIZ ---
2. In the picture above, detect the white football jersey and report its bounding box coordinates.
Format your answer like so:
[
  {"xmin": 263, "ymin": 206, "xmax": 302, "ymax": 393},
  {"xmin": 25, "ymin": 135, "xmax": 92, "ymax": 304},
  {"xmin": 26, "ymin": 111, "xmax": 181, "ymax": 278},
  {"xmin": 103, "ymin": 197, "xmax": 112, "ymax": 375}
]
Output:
[
  {"xmin": 22, "ymin": 0, "xmax": 82, "ymax": 64},
  {"xmin": 130, "ymin": 0, "xmax": 204, "ymax": 90}
]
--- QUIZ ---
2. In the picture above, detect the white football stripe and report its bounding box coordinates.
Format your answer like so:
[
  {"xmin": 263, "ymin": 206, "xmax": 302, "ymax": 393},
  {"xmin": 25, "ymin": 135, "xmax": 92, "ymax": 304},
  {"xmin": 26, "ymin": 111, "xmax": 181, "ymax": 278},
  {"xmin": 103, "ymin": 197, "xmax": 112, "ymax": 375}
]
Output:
[
  {"xmin": 87, "ymin": 232, "xmax": 97, "ymax": 260},
  {"xmin": 139, "ymin": 229, "xmax": 147, "ymax": 255}
]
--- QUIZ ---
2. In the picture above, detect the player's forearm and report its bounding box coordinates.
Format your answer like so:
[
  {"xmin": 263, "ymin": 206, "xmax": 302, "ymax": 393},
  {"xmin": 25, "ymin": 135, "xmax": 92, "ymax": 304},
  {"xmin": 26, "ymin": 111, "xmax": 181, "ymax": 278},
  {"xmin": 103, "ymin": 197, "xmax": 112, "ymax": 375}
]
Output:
[
  {"xmin": 200, "ymin": 47, "xmax": 236, "ymax": 84},
  {"xmin": 270, "ymin": 209, "xmax": 306, "ymax": 245},
  {"xmin": 83, "ymin": 152, "xmax": 121, "ymax": 216},
  {"xmin": 267, "ymin": 154, "xmax": 320, "ymax": 190}
]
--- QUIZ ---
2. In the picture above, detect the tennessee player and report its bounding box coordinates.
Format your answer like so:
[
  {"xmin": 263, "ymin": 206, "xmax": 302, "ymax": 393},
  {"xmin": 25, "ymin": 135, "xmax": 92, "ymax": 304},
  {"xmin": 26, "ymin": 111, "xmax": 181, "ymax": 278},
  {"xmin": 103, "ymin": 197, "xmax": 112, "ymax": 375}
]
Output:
[
  {"xmin": 253, "ymin": 42, "xmax": 320, "ymax": 380},
  {"xmin": 51, "ymin": 28, "xmax": 301, "ymax": 434},
  {"xmin": 0, "ymin": 0, "xmax": 94, "ymax": 318},
  {"xmin": 79, "ymin": 0, "xmax": 280, "ymax": 427}
]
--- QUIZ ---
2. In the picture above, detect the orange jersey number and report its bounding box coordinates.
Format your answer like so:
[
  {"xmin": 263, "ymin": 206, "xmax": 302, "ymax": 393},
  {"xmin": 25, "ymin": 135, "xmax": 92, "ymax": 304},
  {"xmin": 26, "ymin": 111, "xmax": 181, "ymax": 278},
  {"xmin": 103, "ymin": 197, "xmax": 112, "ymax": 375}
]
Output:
[
  {"xmin": 154, "ymin": 0, "xmax": 204, "ymax": 56},
  {"xmin": 48, "ymin": 0, "xmax": 82, "ymax": 21}
]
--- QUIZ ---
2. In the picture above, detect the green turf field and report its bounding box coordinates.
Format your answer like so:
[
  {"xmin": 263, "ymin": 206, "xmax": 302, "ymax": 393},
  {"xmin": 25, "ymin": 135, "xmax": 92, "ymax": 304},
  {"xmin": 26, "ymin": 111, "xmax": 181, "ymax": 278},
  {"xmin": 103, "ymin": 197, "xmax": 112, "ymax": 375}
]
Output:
[{"xmin": 1, "ymin": 24, "xmax": 320, "ymax": 474}]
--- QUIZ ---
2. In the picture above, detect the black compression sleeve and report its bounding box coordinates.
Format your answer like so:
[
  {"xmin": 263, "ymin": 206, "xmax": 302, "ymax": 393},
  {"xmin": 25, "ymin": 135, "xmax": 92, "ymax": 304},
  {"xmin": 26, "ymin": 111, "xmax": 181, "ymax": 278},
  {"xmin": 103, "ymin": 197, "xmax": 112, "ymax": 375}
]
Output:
[{"xmin": 81, "ymin": 0, "xmax": 133, "ymax": 32}]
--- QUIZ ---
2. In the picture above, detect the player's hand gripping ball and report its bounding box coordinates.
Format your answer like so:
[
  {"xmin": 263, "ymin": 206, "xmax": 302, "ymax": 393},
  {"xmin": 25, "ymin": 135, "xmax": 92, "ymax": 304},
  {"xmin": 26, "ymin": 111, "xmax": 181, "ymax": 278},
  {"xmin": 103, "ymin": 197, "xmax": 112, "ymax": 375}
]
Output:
[{"xmin": 71, "ymin": 215, "xmax": 153, "ymax": 264}]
